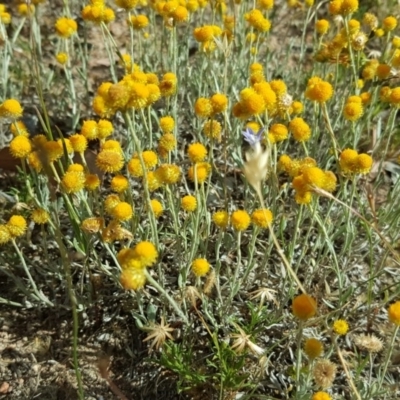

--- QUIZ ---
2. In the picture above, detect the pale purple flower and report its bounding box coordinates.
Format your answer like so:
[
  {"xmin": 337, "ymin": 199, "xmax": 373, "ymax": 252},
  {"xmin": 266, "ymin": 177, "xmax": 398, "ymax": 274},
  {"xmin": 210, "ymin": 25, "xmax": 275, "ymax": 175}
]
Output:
[{"xmin": 242, "ymin": 127, "xmax": 265, "ymax": 147}]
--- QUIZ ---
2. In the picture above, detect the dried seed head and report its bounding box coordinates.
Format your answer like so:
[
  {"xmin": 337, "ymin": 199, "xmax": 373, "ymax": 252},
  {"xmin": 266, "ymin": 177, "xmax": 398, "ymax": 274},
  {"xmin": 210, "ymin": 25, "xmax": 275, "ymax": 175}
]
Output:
[
  {"xmin": 313, "ymin": 359, "xmax": 337, "ymax": 389},
  {"xmin": 353, "ymin": 334, "xmax": 383, "ymax": 353}
]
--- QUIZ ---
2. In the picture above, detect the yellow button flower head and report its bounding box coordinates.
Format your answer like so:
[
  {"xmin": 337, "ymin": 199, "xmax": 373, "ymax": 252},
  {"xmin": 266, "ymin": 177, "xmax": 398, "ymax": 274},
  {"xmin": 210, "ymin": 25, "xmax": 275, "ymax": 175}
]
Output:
[
  {"xmin": 354, "ymin": 153, "xmax": 372, "ymax": 174},
  {"xmin": 69, "ymin": 134, "xmax": 88, "ymax": 153},
  {"xmin": 133, "ymin": 241, "xmax": 158, "ymax": 267},
  {"xmin": 187, "ymin": 142, "xmax": 207, "ymax": 163},
  {"xmin": 80, "ymin": 120, "xmax": 98, "ymax": 140},
  {"xmin": 376, "ymin": 64, "xmax": 391, "ymax": 80},
  {"xmin": 111, "ymin": 175, "xmax": 129, "ymax": 193},
  {"xmin": 195, "ymin": 97, "xmax": 213, "ymax": 118},
  {"xmin": 333, "ymin": 319, "xmax": 349, "ymax": 335},
  {"xmin": 44, "ymin": 140, "xmax": 63, "ymax": 162},
  {"xmin": 0, "ymin": 225, "xmax": 11, "ymax": 245},
  {"xmin": 251, "ymin": 209, "xmax": 273, "ymax": 228},
  {"xmin": 383, "ymin": 16, "xmax": 397, "ymax": 31},
  {"xmin": 112, "ymin": 202, "xmax": 133, "ymax": 221},
  {"xmin": 120, "ymin": 268, "xmax": 147, "ymax": 290},
  {"xmin": 9, "ymin": 136, "xmax": 32, "ymax": 158},
  {"xmin": 257, "ymin": 0, "xmax": 274, "ymax": 10},
  {"xmin": 62, "ymin": 171, "xmax": 86, "ymax": 193},
  {"xmin": 158, "ymin": 133, "xmax": 177, "ymax": 154},
  {"xmin": 193, "ymin": 25, "xmax": 214, "ymax": 42},
  {"xmin": 146, "ymin": 171, "xmax": 162, "ymax": 191},
  {"xmin": 104, "ymin": 194, "xmax": 121, "ymax": 215},
  {"xmin": 155, "ymin": 164, "xmax": 181, "ymax": 184},
  {"xmin": 85, "ymin": 174, "xmax": 101, "ymax": 190},
  {"xmin": 97, "ymin": 119, "xmax": 114, "ymax": 139},
  {"xmin": 231, "ymin": 210, "xmax": 251, "ymax": 231},
  {"xmin": 150, "ymin": 199, "xmax": 163, "ymax": 218},
  {"xmin": 304, "ymin": 338, "xmax": 323, "ymax": 360},
  {"xmin": 114, "ymin": 0, "xmax": 139, "ymax": 11},
  {"xmin": 142, "ymin": 150, "xmax": 158, "ymax": 169},
  {"xmin": 315, "ymin": 19, "xmax": 329, "ymax": 35},
  {"xmin": 305, "ymin": 77, "xmax": 333, "ymax": 103},
  {"xmin": 245, "ymin": 9, "xmax": 271, "ymax": 32},
  {"xmin": 96, "ymin": 150, "xmax": 124, "ymax": 173},
  {"xmin": 289, "ymin": 117, "xmax": 311, "ymax": 142},
  {"xmin": 339, "ymin": 148, "xmax": 358, "ymax": 174},
  {"xmin": 312, "ymin": 392, "xmax": 332, "ymax": 400},
  {"xmin": 159, "ymin": 72, "xmax": 177, "ymax": 97},
  {"xmin": 10, "ymin": 121, "xmax": 29, "ymax": 137},
  {"xmin": 0, "ymin": 6, "xmax": 11, "ymax": 25},
  {"xmin": 340, "ymin": 0, "xmax": 358, "ymax": 16},
  {"xmin": 213, "ymin": 210, "xmax": 229, "ymax": 229},
  {"xmin": 0, "ymin": 99, "xmax": 23, "ymax": 120},
  {"xmin": 240, "ymin": 88, "xmax": 266, "ymax": 116},
  {"xmin": 160, "ymin": 116, "xmax": 175, "ymax": 133},
  {"xmin": 56, "ymin": 52, "xmax": 68, "ymax": 65},
  {"xmin": 202, "ymin": 120, "xmax": 222, "ymax": 141},
  {"xmin": 18, "ymin": 4, "xmax": 35, "ymax": 16},
  {"xmin": 388, "ymin": 301, "xmax": 400, "ymax": 325},
  {"xmin": 31, "ymin": 208, "xmax": 50, "ymax": 225},
  {"xmin": 210, "ymin": 93, "xmax": 228, "ymax": 114},
  {"xmin": 171, "ymin": 5, "xmax": 188, "ymax": 23},
  {"xmin": 55, "ymin": 17, "xmax": 78, "ymax": 38},
  {"xmin": 188, "ymin": 162, "xmax": 211, "ymax": 184},
  {"xmin": 328, "ymin": 0, "xmax": 342, "ymax": 16},
  {"xmin": 191, "ymin": 258, "xmax": 210, "ymax": 277},
  {"xmin": 343, "ymin": 101, "xmax": 363, "ymax": 121},
  {"xmin": 268, "ymin": 123, "xmax": 288, "ymax": 144},
  {"xmin": 181, "ymin": 195, "xmax": 197, "ymax": 212},
  {"xmin": 7, "ymin": 215, "xmax": 27, "ymax": 237},
  {"xmin": 292, "ymin": 294, "xmax": 317, "ymax": 320}
]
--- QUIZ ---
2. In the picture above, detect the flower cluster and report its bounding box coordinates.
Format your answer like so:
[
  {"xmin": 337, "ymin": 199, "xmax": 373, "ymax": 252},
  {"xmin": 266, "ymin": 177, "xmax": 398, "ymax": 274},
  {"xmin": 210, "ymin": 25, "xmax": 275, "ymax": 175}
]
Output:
[
  {"xmin": 193, "ymin": 25, "xmax": 223, "ymax": 52},
  {"xmin": 0, "ymin": 215, "xmax": 27, "ymax": 245},
  {"xmin": 82, "ymin": 0, "xmax": 115, "ymax": 24},
  {"xmin": 339, "ymin": 149, "xmax": 373, "ymax": 175}
]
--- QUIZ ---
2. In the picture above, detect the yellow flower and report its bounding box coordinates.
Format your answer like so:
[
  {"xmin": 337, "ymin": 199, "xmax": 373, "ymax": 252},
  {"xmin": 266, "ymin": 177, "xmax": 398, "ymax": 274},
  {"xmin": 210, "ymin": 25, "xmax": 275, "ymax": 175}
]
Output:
[
  {"xmin": 343, "ymin": 101, "xmax": 363, "ymax": 121},
  {"xmin": 340, "ymin": 0, "xmax": 358, "ymax": 16},
  {"xmin": 191, "ymin": 258, "xmax": 210, "ymax": 277},
  {"xmin": 104, "ymin": 194, "xmax": 121, "ymax": 214},
  {"xmin": 158, "ymin": 133, "xmax": 177, "ymax": 154},
  {"xmin": 188, "ymin": 162, "xmax": 211, "ymax": 184},
  {"xmin": 80, "ymin": 120, "xmax": 98, "ymax": 140},
  {"xmin": 315, "ymin": 19, "xmax": 330, "ymax": 35},
  {"xmin": 160, "ymin": 116, "xmax": 175, "ymax": 133},
  {"xmin": 312, "ymin": 392, "xmax": 332, "ymax": 400},
  {"xmin": 62, "ymin": 171, "xmax": 86, "ymax": 193},
  {"xmin": 31, "ymin": 208, "xmax": 50, "ymax": 225},
  {"xmin": 289, "ymin": 117, "xmax": 311, "ymax": 142},
  {"xmin": 150, "ymin": 199, "xmax": 163, "ymax": 218},
  {"xmin": 193, "ymin": 25, "xmax": 215, "ymax": 42},
  {"xmin": 210, "ymin": 93, "xmax": 228, "ymax": 114},
  {"xmin": 69, "ymin": 134, "xmax": 88, "ymax": 153},
  {"xmin": 55, "ymin": 17, "xmax": 77, "ymax": 38},
  {"xmin": 231, "ymin": 210, "xmax": 251, "ymax": 231},
  {"xmin": 85, "ymin": 174, "xmax": 101, "ymax": 191},
  {"xmin": 56, "ymin": 52, "xmax": 68, "ymax": 65},
  {"xmin": 142, "ymin": 150, "xmax": 158, "ymax": 169},
  {"xmin": 213, "ymin": 210, "xmax": 229, "ymax": 229},
  {"xmin": 112, "ymin": 202, "xmax": 133, "ymax": 221},
  {"xmin": 133, "ymin": 241, "xmax": 158, "ymax": 267},
  {"xmin": 251, "ymin": 209, "xmax": 273, "ymax": 228},
  {"xmin": 194, "ymin": 97, "xmax": 213, "ymax": 118},
  {"xmin": 339, "ymin": 148, "xmax": 358, "ymax": 174},
  {"xmin": 0, "ymin": 99, "xmax": 23, "ymax": 120},
  {"xmin": 120, "ymin": 268, "xmax": 147, "ymax": 290},
  {"xmin": 304, "ymin": 338, "xmax": 323, "ymax": 360},
  {"xmin": 115, "ymin": 0, "xmax": 139, "ymax": 10},
  {"xmin": 129, "ymin": 14, "xmax": 149, "ymax": 29},
  {"xmin": 292, "ymin": 294, "xmax": 317, "ymax": 320},
  {"xmin": 305, "ymin": 77, "xmax": 334, "ymax": 103},
  {"xmin": 268, "ymin": 123, "xmax": 288, "ymax": 143},
  {"xmin": 187, "ymin": 142, "xmax": 207, "ymax": 163},
  {"xmin": 383, "ymin": 16, "xmax": 397, "ymax": 31},
  {"xmin": 111, "ymin": 175, "xmax": 129, "ymax": 193},
  {"xmin": 354, "ymin": 153, "xmax": 372, "ymax": 174},
  {"xmin": 245, "ymin": 9, "xmax": 271, "ymax": 32},
  {"xmin": 155, "ymin": 164, "xmax": 181, "ymax": 184},
  {"xmin": 159, "ymin": 72, "xmax": 177, "ymax": 97},
  {"xmin": 0, "ymin": 225, "xmax": 11, "ymax": 245},
  {"xmin": 202, "ymin": 120, "xmax": 222, "ymax": 141},
  {"xmin": 333, "ymin": 319, "xmax": 349, "ymax": 335},
  {"xmin": 96, "ymin": 150, "xmax": 124, "ymax": 173},
  {"xmin": 388, "ymin": 301, "xmax": 400, "ymax": 325},
  {"xmin": 9, "ymin": 136, "xmax": 32, "ymax": 158},
  {"xmin": 7, "ymin": 215, "xmax": 27, "ymax": 237},
  {"xmin": 97, "ymin": 119, "xmax": 114, "ymax": 139},
  {"xmin": 181, "ymin": 195, "xmax": 197, "ymax": 212}
]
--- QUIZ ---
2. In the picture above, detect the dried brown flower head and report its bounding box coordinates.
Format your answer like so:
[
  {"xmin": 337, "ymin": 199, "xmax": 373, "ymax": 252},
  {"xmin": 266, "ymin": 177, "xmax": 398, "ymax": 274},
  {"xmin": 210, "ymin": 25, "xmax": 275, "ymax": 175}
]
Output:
[
  {"xmin": 203, "ymin": 270, "xmax": 216, "ymax": 295},
  {"xmin": 231, "ymin": 325, "xmax": 264, "ymax": 356},
  {"xmin": 353, "ymin": 334, "xmax": 383, "ymax": 353},
  {"xmin": 184, "ymin": 285, "xmax": 201, "ymax": 309},
  {"xmin": 313, "ymin": 359, "xmax": 337, "ymax": 389},
  {"xmin": 143, "ymin": 317, "xmax": 174, "ymax": 352}
]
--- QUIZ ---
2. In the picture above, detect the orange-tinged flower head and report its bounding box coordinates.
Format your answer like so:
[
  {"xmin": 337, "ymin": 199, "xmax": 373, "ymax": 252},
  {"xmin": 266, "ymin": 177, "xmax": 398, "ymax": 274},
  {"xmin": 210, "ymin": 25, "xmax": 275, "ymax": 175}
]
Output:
[
  {"xmin": 343, "ymin": 101, "xmax": 363, "ymax": 121},
  {"xmin": 120, "ymin": 268, "xmax": 147, "ymax": 290},
  {"xmin": 289, "ymin": 117, "xmax": 311, "ymax": 142},
  {"xmin": 383, "ymin": 16, "xmax": 397, "ymax": 31},
  {"xmin": 304, "ymin": 338, "xmax": 323, "ymax": 360},
  {"xmin": 312, "ymin": 392, "xmax": 332, "ymax": 400},
  {"xmin": 111, "ymin": 175, "xmax": 129, "ymax": 192},
  {"xmin": 268, "ymin": 123, "xmax": 288, "ymax": 144},
  {"xmin": 160, "ymin": 116, "xmax": 175, "ymax": 133},
  {"xmin": 159, "ymin": 72, "xmax": 177, "ymax": 97},
  {"xmin": 354, "ymin": 153, "xmax": 373, "ymax": 174},
  {"xmin": 96, "ymin": 150, "xmax": 124, "ymax": 173},
  {"xmin": 292, "ymin": 294, "xmax": 317, "ymax": 320},
  {"xmin": 315, "ymin": 19, "xmax": 329, "ymax": 35},
  {"xmin": 210, "ymin": 93, "xmax": 228, "ymax": 114},
  {"xmin": 114, "ymin": 0, "xmax": 139, "ymax": 10},
  {"xmin": 305, "ymin": 77, "xmax": 334, "ymax": 103},
  {"xmin": 69, "ymin": 134, "xmax": 88, "ymax": 153},
  {"xmin": 388, "ymin": 301, "xmax": 400, "ymax": 325},
  {"xmin": 112, "ymin": 202, "xmax": 133, "ymax": 221},
  {"xmin": 340, "ymin": 0, "xmax": 358, "ymax": 16}
]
